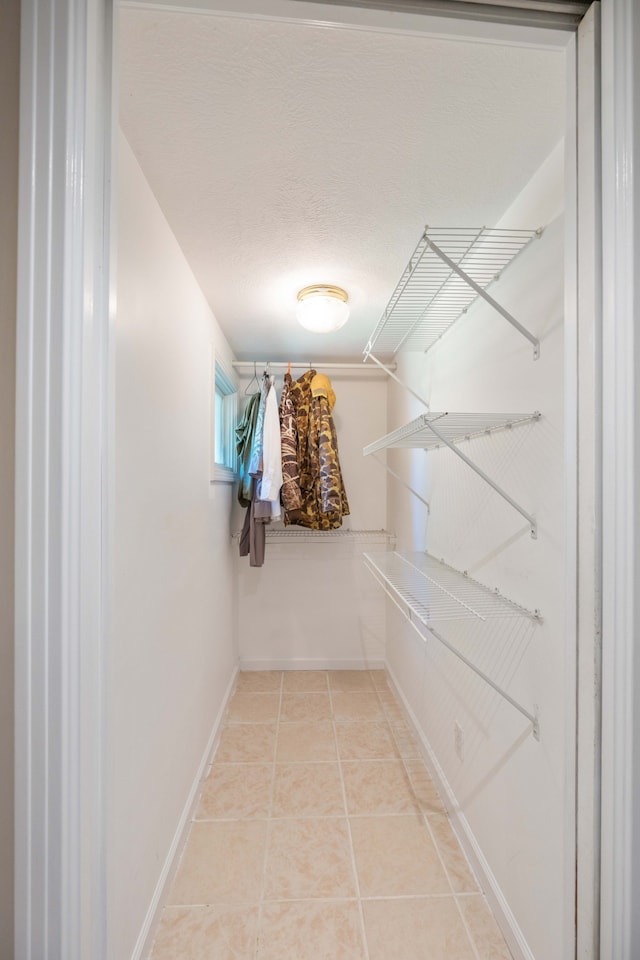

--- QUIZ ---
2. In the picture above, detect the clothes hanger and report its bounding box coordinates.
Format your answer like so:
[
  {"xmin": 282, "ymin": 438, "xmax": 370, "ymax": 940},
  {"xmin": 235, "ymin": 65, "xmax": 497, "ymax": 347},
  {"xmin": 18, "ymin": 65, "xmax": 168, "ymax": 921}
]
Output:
[{"xmin": 244, "ymin": 362, "xmax": 259, "ymax": 396}]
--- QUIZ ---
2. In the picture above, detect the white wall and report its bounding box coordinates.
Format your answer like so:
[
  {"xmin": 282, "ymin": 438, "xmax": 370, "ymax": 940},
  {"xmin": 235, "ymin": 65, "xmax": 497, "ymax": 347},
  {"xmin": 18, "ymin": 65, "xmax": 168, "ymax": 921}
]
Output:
[
  {"xmin": 234, "ymin": 371, "xmax": 389, "ymax": 667},
  {"xmin": 385, "ymin": 144, "xmax": 571, "ymax": 960},
  {"xmin": 0, "ymin": 0, "xmax": 19, "ymax": 953},
  {"xmin": 109, "ymin": 133, "xmax": 239, "ymax": 960}
]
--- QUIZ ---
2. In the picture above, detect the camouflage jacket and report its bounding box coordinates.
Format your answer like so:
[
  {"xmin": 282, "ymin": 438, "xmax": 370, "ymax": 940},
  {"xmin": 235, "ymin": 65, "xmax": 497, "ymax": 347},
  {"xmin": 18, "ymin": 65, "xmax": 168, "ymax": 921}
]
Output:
[{"xmin": 283, "ymin": 370, "xmax": 350, "ymax": 530}]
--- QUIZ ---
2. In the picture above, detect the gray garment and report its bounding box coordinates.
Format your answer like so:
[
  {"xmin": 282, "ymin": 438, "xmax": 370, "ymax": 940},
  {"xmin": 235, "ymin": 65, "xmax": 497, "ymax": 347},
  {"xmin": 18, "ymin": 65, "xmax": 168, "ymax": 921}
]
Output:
[{"xmin": 238, "ymin": 480, "xmax": 266, "ymax": 567}]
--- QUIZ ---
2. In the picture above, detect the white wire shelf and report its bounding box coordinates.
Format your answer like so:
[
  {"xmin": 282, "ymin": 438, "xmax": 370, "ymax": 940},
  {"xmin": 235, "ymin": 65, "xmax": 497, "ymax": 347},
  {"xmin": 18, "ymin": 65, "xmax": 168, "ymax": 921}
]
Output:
[
  {"xmin": 232, "ymin": 528, "xmax": 394, "ymax": 544},
  {"xmin": 363, "ymin": 551, "xmax": 540, "ymax": 624},
  {"xmin": 363, "ymin": 411, "xmax": 540, "ymax": 457},
  {"xmin": 364, "ymin": 226, "xmax": 541, "ymax": 360},
  {"xmin": 364, "ymin": 411, "xmax": 540, "ymax": 536},
  {"xmin": 363, "ymin": 550, "xmax": 541, "ymax": 739}
]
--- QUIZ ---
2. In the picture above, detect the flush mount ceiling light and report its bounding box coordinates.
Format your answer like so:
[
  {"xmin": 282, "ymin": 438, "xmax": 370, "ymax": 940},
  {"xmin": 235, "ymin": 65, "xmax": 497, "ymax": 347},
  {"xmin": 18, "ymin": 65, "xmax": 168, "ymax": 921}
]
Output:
[{"xmin": 296, "ymin": 284, "xmax": 350, "ymax": 333}]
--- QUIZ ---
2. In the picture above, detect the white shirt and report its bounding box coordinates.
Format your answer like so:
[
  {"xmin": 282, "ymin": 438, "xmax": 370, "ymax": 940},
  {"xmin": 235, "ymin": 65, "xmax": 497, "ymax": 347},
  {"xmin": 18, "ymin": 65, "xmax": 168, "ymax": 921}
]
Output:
[{"xmin": 258, "ymin": 380, "xmax": 283, "ymax": 505}]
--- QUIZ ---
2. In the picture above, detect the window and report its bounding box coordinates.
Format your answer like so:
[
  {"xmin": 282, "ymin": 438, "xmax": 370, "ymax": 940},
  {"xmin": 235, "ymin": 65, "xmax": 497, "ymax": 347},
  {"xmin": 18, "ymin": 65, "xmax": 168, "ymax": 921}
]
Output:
[{"xmin": 211, "ymin": 357, "xmax": 238, "ymax": 483}]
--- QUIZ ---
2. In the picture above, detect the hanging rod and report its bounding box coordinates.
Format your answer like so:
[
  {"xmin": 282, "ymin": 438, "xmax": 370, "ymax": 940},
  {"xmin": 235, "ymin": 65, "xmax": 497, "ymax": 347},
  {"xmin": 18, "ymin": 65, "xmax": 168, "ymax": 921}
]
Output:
[
  {"xmin": 232, "ymin": 360, "xmax": 396, "ymax": 373},
  {"xmin": 363, "ymin": 551, "xmax": 541, "ymax": 740}
]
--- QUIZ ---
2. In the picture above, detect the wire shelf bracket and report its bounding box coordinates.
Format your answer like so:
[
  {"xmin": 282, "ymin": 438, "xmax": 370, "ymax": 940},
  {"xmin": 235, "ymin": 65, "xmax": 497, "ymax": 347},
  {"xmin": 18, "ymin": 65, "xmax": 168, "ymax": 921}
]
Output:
[
  {"xmin": 364, "ymin": 411, "xmax": 540, "ymax": 538},
  {"xmin": 370, "ymin": 452, "xmax": 430, "ymax": 513},
  {"xmin": 364, "ymin": 352, "xmax": 430, "ymax": 411},
  {"xmin": 363, "ymin": 226, "xmax": 542, "ymax": 361},
  {"xmin": 363, "ymin": 551, "xmax": 542, "ymax": 740}
]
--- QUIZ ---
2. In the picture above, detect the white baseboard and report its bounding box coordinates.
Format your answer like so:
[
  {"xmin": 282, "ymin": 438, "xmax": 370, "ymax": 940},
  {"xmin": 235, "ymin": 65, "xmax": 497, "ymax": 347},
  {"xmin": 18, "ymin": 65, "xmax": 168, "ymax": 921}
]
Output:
[
  {"xmin": 239, "ymin": 657, "xmax": 385, "ymax": 671},
  {"xmin": 132, "ymin": 663, "xmax": 240, "ymax": 960},
  {"xmin": 384, "ymin": 663, "xmax": 535, "ymax": 960}
]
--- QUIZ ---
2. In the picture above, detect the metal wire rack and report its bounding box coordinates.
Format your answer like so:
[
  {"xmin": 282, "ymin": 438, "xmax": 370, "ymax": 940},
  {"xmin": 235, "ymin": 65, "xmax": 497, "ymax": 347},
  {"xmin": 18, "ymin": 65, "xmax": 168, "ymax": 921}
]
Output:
[
  {"xmin": 363, "ymin": 550, "xmax": 541, "ymax": 738},
  {"xmin": 364, "ymin": 410, "xmax": 540, "ymax": 536},
  {"xmin": 363, "ymin": 551, "xmax": 540, "ymax": 624},
  {"xmin": 232, "ymin": 528, "xmax": 394, "ymax": 544},
  {"xmin": 363, "ymin": 411, "xmax": 540, "ymax": 457},
  {"xmin": 363, "ymin": 226, "xmax": 542, "ymax": 359}
]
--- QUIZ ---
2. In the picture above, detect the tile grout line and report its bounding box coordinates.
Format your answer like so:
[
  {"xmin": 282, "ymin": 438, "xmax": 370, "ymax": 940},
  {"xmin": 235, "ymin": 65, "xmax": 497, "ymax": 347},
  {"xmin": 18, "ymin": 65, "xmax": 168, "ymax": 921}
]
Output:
[
  {"xmin": 381, "ymin": 677, "xmax": 486, "ymax": 960},
  {"xmin": 331, "ymin": 674, "xmax": 373, "ymax": 960},
  {"xmin": 254, "ymin": 670, "xmax": 284, "ymax": 960},
  {"xmin": 381, "ymin": 677, "xmax": 484, "ymax": 960},
  {"xmin": 418, "ymin": 780, "xmax": 483, "ymax": 960}
]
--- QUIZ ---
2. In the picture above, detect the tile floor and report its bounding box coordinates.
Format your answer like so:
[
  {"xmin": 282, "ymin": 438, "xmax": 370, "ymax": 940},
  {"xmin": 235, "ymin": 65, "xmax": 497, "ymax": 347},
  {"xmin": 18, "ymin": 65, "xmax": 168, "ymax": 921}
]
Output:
[{"xmin": 148, "ymin": 670, "xmax": 513, "ymax": 959}]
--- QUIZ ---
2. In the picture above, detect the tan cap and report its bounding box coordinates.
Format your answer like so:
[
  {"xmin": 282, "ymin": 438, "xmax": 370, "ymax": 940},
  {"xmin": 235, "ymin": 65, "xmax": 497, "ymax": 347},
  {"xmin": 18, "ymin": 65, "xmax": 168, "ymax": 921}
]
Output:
[{"xmin": 311, "ymin": 373, "xmax": 336, "ymax": 411}]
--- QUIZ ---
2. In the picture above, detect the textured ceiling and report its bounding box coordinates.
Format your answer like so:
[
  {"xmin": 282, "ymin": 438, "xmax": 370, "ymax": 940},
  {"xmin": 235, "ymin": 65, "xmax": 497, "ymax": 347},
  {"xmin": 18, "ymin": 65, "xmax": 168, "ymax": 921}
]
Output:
[{"xmin": 119, "ymin": 8, "xmax": 566, "ymax": 360}]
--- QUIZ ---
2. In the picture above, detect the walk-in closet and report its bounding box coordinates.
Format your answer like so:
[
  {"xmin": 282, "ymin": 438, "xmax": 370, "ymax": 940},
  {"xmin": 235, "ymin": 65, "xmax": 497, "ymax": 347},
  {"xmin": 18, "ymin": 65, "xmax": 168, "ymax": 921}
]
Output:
[{"xmin": 74, "ymin": 1, "xmax": 593, "ymax": 959}]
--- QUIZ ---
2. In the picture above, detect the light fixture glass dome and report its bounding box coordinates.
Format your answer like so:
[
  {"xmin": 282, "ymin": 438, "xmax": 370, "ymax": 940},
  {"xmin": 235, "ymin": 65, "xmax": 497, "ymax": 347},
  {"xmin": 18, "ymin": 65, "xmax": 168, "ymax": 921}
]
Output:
[{"xmin": 296, "ymin": 284, "xmax": 350, "ymax": 333}]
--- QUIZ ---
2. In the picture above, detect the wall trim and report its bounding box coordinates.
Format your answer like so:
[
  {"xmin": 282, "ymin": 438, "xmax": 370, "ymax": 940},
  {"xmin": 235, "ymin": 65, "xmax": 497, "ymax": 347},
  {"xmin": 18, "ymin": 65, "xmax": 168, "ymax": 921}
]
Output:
[
  {"xmin": 132, "ymin": 665, "xmax": 239, "ymax": 960},
  {"xmin": 384, "ymin": 662, "xmax": 534, "ymax": 960},
  {"xmin": 573, "ymin": 6, "xmax": 603, "ymax": 959},
  {"xmin": 239, "ymin": 658, "xmax": 386, "ymax": 671}
]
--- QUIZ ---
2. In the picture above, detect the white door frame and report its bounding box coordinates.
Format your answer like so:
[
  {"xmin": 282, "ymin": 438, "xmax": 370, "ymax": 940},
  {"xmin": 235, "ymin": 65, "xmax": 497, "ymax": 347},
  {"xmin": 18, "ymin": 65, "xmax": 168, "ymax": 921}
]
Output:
[
  {"xmin": 15, "ymin": 2, "xmax": 114, "ymax": 958},
  {"xmin": 14, "ymin": 0, "xmax": 636, "ymax": 958},
  {"xmin": 599, "ymin": 1, "xmax": 640, "ymax": 957}
]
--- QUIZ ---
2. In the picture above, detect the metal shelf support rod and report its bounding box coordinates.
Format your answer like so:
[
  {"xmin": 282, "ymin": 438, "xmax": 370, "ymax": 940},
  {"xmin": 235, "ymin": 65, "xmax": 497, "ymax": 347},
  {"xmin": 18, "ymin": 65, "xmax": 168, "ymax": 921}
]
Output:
[
  {"xmin": 366, "ymin": 353, "xmax": 430, "ymax": 410},
  {"xmin": 371, "ymin": 453, "xmax": 430, "ymax": 512},
  {"xmin": 424, "ymin": 236, "xmax": 541, "ymax": 359},
  {"xmin": 428, "ymin": 623, "xmax": 540, "ymax": 740},
  {"xmin": 364, "ymin": 560, "xmax": 540, "ymax": 740},
  {"xmin": 232, "ymin": 360, "xmax": 396, "ymax": 372},
  {"xmin": 425, "ymin": 416, "xmax": 538, "ymax": 539}
]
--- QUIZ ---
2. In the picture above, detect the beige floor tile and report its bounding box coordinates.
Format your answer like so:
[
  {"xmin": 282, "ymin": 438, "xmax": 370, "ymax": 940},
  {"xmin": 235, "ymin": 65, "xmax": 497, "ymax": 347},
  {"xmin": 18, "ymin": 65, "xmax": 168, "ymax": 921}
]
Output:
[
  {"xmin": 350, "ymin": 815, "xmax": 450, "ymax": 897},
  {"xmin": 264, "ymin": 818, "xmax": 357, "ymax": 900},
  {"xmin": 236, "ymin": 671, "xmax": 282, "ymax": 693},
  {"xmin": 280, "ymin": 692, "xmax": 333, "ymax": 722},
  {"xmin": 329, "ymin": 670, "xmax": 375, "ymax": 691},
  {"xmin": 276, "ymin": 721, "xmax": 337, "ymax": 761},
  {"xmin": 168, "ymin": 821, "xmax": 266, "ymax": 904},
  {"xmin": 369, "ymin": 669, "xmax": 391, "ymax": 690},
  {"xmin": 257, "ymin": 900, "xmax": 366, "ymax": 960},
  {"xmin": 458, "ymin": 894, "xmax": 513, "ymax": 959},
  {"xmin": 282, "ymin": 670, "xmax": 329, "ymax": 692},
  {"xmin": 341, "ymin": 760, "xmax": 420, "ymax": 816},
  {"xmin": 362, "ymin": 897, "xmax": 475, "ymax": 960},
  {"xmin": 216, "ymin": 723, "xmax": 277, "ymax": 763},
  {"xmin": 227, "ymin": 692, "xmax": 280, "ymax": 723},
  {"xmin": 378, "ymin": 695, "xmax": 408, "ymax": 722},
  {"xmin": 195, "ymin": 763, "xmax": 273, "ymax": 820},
  {"xmin": 429, "ymin": 815, "xmax": 479, "ymax": 893},
  {"xmin": 272, "ymin": 762, "xmax": 345, "ymax": 818},
  {"xmin": 335, "ymin": 721, "xmax": 398, "ymax": 760},
  {"xmin": 404, "ymin": 759, "xmax": 447, "ymax": 814},
  {"xmin": 389, "ymin": 721, "xmax": 421, "ymax": 759},
  {"xmin": 332, "ymin": 691, "xmax": 385, "ymax": 721},
  {"xmin": 150, "ymin": 904, "xmax": 259, "ymax": 960}
]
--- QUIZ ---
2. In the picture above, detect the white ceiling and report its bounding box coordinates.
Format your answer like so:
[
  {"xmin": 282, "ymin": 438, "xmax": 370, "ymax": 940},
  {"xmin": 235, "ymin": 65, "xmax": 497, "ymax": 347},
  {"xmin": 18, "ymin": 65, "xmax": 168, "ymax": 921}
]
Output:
[{"xmin": 119, "ymin": 6, "xmax": 566, "ymax": 361}]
